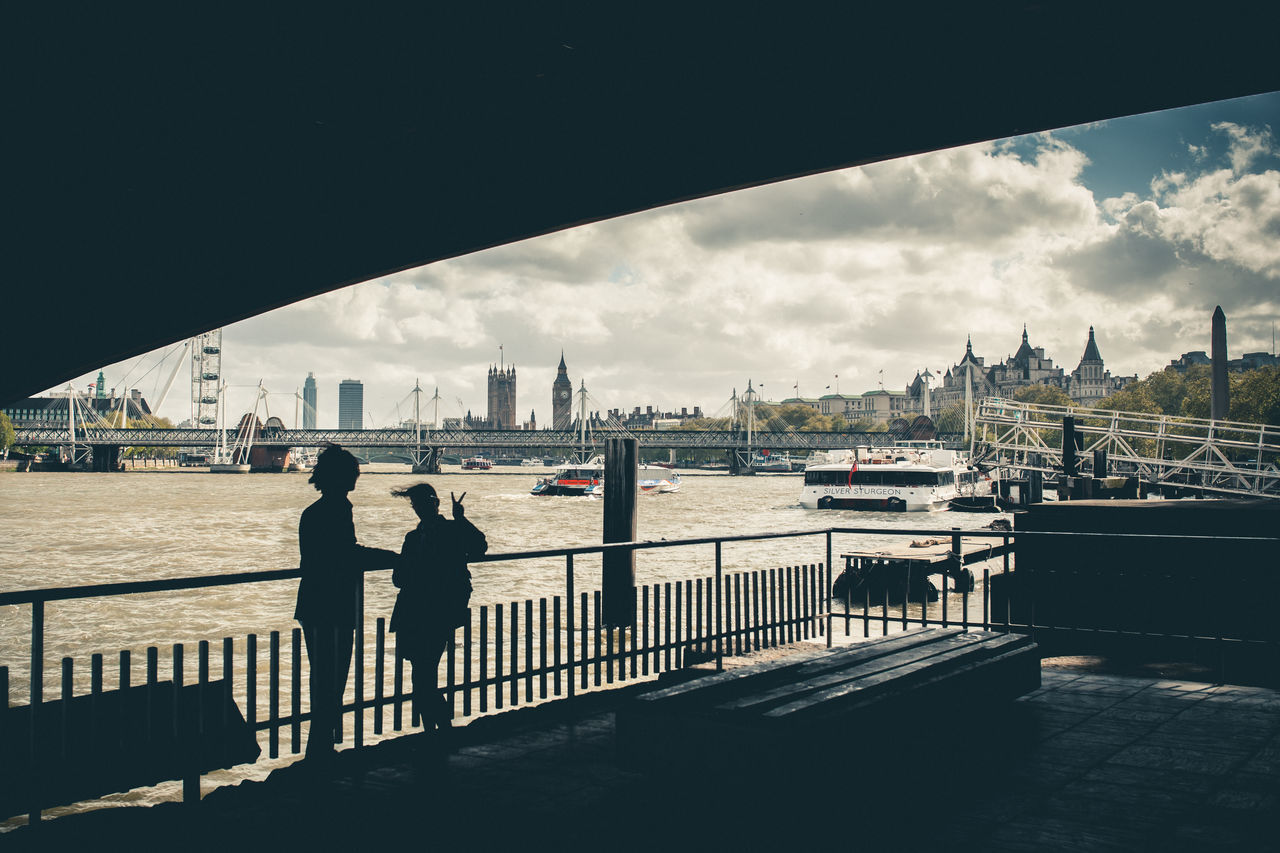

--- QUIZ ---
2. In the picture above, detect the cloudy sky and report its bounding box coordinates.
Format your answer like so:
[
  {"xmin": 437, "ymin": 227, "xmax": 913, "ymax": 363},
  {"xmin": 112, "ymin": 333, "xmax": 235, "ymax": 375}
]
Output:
[{"xmin": 65, "ymin": 92, "xmax": 1280, "ymax": 428}]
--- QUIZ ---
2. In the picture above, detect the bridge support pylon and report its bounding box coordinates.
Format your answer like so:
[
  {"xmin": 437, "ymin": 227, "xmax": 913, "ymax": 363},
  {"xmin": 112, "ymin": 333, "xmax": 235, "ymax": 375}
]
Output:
[{"xmin": 411, "ymin": 446, "xmax": 442, "ymax": 474}]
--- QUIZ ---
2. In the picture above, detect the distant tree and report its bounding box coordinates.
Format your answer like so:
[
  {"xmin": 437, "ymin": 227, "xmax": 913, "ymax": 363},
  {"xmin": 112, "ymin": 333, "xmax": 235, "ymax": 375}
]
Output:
[
  {"xmin": 1011, "ymin": 384, "xmax": 1072, "ymax": 408},
  {"xmin": 0, "ymin": 412, "xmax": 14, "ymax": 454},
  {"xmin": 1230, "ymin": 365, "xmax": 1280, "ymax": 426}
]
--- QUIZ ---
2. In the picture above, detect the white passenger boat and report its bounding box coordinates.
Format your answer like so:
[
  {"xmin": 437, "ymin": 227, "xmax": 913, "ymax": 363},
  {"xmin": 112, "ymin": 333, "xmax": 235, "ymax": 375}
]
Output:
[
  {"xmin": 637, "ymin": 464, "xmax": 681, "ymax": 494},
  {"xmin": 799, "ymin": 441, "xmax": 993, "ymax": 512}
]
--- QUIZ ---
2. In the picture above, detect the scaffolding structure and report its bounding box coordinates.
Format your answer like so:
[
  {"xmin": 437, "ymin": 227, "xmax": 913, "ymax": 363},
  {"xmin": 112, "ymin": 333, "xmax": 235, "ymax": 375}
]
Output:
[{"xmin": 974, "ymin": 397, "xmax": 1280, "ymax": 499}]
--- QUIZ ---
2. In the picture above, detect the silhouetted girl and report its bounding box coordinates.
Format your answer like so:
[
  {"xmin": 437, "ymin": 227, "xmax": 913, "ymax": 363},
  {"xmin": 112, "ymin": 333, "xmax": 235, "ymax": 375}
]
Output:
[
  {"xmin": 390, "ymin": 483, "xmax": 486, "ymax": 733},
  {"xmin": 295, "ymin": 444, "xmax": 396, "ymax": 760}
]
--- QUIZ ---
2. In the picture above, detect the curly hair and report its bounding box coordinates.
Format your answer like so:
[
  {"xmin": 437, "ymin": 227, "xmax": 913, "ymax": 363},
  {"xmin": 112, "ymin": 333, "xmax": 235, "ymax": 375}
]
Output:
[{"xmin": 308, "ymin": 444, "xmax": 360, "ymax": 492}]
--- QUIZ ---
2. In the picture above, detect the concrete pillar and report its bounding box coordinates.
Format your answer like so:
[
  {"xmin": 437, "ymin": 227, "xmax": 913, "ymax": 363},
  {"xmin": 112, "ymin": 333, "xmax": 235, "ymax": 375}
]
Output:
[
  {"xmin": 1211, "ymin": 305, "xmax": 1229, "ymax": 421},
  {"xmin": 602, "ymin": 437, "xmax": 637, "ymax": 626}
]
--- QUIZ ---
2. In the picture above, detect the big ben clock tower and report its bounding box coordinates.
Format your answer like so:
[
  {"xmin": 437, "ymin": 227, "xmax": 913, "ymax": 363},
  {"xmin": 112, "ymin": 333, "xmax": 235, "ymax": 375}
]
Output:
[{"xmin": 552, "ymin": 352, "xmax": 572, "ymax": 429}]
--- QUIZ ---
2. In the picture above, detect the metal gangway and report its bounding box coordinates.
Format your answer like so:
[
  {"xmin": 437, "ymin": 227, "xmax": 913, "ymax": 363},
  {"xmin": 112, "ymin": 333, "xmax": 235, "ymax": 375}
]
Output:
[{"xmin": 973, "ymin": 397, "xmax": 1280, "ymax": 499}]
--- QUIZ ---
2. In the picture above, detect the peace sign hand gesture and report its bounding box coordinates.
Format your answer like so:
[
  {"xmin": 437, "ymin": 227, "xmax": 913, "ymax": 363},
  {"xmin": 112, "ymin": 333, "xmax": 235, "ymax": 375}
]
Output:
[{"xmin": 451, "ymin": 491, "xmax": 467, "ymax": 520}]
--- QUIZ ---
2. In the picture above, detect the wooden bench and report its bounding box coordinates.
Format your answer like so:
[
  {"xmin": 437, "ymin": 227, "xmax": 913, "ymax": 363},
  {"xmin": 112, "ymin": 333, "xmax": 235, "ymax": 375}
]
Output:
[{"xmin": 616, "ymin": 627, "xmax": 1039, "ymax": 773}]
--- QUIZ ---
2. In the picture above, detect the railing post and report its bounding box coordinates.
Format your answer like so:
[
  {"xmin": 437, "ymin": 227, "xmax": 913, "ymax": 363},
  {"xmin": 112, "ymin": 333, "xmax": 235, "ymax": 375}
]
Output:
[
  {"xmin": 29, "ymin": 599, "xmax": 44, "ymax": 826},
  {"xmin": 715, "ymin": 541, "xmax": 723, "ymax": 672},
  {"xmin": 566, "ymin": 554, "xmax": 575, "ymax": 699},
  {"xmin": 354, "ymin": 571, "xmax": 364, "ymax": 749},
  {"xmin": 825, "ymin": 531, "xmax": 833, "ymax": 648}
]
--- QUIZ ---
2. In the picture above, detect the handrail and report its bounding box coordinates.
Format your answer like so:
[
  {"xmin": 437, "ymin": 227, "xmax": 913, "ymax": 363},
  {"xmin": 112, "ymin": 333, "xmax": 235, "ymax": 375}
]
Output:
[{"xmin": 2, "ymin": 525, "xmax": 1274, "ymax": 606}]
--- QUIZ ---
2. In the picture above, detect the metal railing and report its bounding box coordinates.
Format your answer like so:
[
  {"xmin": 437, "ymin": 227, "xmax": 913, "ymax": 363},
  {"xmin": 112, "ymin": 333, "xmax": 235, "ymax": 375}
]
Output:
[
  {"xmin": 1, "ymin": 529, "xmax": 836, "ymax": 825},
  {"xmin": 3, "ymin": 524, "xmax": 1277, "ymax": 826}
]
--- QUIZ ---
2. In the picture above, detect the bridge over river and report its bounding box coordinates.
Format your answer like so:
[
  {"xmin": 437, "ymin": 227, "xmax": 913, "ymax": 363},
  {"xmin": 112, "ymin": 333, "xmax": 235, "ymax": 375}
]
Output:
[{"xmin": 12, "ymin": 425, "xmax": 962, "ymax": 472}]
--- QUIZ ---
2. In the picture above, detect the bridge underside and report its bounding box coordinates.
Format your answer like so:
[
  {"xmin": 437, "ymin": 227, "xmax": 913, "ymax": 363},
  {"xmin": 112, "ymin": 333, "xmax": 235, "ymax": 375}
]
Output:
[{"xmin": 7, "ymin": 7, "xmax": 1279, "ymax": 403}]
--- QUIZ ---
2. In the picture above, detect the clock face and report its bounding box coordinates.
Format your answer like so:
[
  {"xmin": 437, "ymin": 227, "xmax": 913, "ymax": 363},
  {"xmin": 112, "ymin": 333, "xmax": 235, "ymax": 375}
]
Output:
[{"xmin": 558, "ymin": 390, "xmax": 569, "ymax": 399}]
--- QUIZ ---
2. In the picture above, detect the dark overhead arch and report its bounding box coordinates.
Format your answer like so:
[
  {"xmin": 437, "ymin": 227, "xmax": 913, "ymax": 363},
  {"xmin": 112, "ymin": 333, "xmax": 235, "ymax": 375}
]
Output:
[{"xmin": 7, "ymin": 6, "xmax": 1279, "ymax": 404}]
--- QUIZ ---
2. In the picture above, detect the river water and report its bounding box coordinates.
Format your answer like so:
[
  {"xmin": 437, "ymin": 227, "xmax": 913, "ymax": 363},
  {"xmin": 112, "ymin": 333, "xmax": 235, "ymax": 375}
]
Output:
[{"xmin": 0, "ymin": 464, "xmax": 1012, "ymax": 822}]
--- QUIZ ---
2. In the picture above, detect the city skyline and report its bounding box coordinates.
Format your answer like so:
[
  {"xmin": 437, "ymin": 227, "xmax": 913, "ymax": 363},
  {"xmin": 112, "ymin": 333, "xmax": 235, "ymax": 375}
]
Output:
[{"xmin": 41, "ymin": 92, "xmax": 1280, "ymax": 428}]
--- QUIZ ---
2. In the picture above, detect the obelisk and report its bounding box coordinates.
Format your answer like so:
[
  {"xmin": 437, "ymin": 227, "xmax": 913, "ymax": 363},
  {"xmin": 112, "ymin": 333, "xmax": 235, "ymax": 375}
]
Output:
[{"xmin": 1211, "ymin": 305, "xmax": 1228, "ymax": 421}]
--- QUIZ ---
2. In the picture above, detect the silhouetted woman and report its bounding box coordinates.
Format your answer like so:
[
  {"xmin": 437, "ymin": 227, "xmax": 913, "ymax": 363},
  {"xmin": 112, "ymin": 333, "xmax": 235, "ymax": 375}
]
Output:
[
  {"xmin": 390, "ymin": 483, "xmax": 486, "ymax": 733},
  {"xmin": 295, "ymin": 445, "xmax": 396, "ymax": 760}
]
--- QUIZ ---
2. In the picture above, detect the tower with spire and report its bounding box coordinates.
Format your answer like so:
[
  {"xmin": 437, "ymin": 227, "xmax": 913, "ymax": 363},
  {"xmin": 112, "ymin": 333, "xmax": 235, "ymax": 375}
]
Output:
[
  {"xmin": 1068, "ymin": 326, "xmax": 1132, "ymax": 405},
  {"xmin": 551, "ymin": 351, "xmax": 572, "ymax": 430},
  {"xmin": 486, "ymin": 348, "xmax": 516, "ymax": 429}
]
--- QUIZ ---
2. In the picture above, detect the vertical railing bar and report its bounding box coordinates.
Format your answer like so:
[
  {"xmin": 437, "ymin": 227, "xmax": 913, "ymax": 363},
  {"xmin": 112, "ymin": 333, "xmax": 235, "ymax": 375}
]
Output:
[
  {"xmin": 246, "ymin": 635, "xmax": 259, "ymax": 743},
  {"xmin": 762, "ymin": 568, "xmax": 773, "ymax": 648},
  {"xmin": 751, "ymin": 571, "xmax": 761, "ymax": 652},
  {"xmin": 374, "ymin": 617, "xmax": 385, "ymax": 736},
  {"xmin": 605, "ymin": 595, "xmax": 615, "ymax": 685},
  {"xmin": 787, "ymin": 565, "xmax": 793, "ymax": 644},
  {"xmin": 118, "ymin": 649, "xmax": 131, "ymax": 756},
  {"xmin": 269, "ymin": 631, "xmax": 280, "ymax": 759},
  {"xmin": 580, "ymin": 592, "xmax": 588, "ymax": 691},
  {"xmin": 882, "ymin": 587, "xmax": 889, "ymax": 637},
  {"xmin": 802, "ymin": 565, "xmax": 810, "ymax": 641},
  {"xmin": 674, "ymin": 580, "xmax": 683, "ymax": 670},
  {"xmin": 353, "ymin": 574, "xmax": 364, "ymax": 749},
  {"xmin": 462, "ymin": 617, "xmax": 473, "ymax": 718},
  {"xmin": 524, "ymin": 598, "xmax": 533, "ymax": 700},
  {"xmin": 631, "ymin": 586, "xmax": 639, "ymax": 679},
  {"xmin": 539, "ymin": 597, "xmax": 548, "ymax": 700},
  {"xmin": 394, "ymin": 635, "xmax": 405, "ymax": 730},
  {"xmin": 715, "ymin": 542, "xmax": 723, "ymax": 671},
  {"xmin": 641, "ymin": 585, "xmax": 650, "ymax": 677},
  {"xmin": 553, "ymin": 595, "xmax": 562, "ymax": 697},
  {"xmin": 1002, "ymin": 535, "xmax": 1011, "ymax": 632},
  {"xmin": 566, "ymin": 554, "xmax": 575, "ymax": 700},
  {"xmin": 922, "ymin": 564, "xmax": 929, "ymax": 627},
  {"xmin": 60, "ymin": 657, "xmax": 72, "ymax": 762},
  {"xmin": 171, "ymin": 644, "xmax": 183, "ymax": 751},
  {"xmin": 732, "ymin": 572, "xmax": 741, "ymax": 656},
  {"xmin": 902, "ymin": 566, "xmax": 909, "ymax": 631},
  {"xmin": 495, "ymin": 602, "xmax": 505, "ymax": 710},
  {"xmin": 446, "ymin": 632, "xmax": 457, "ymax": 724},
  {"xmin": 652, "ymin": 583, "xmax": 661, "ymax": 675},
  {"xmin": 694, "ymin": 577, "xmax": 703, "ymax": 656},
  {"xmin": 825, "ymin": 531, "xmax": 833, "ymax": 643},
  {"xmin": 197, "ymin": 639, "xmax": 209, "ymax": 747},
  {"xmin": 479, "ymin": 605, "xmax": 489, "ymax": 713},
  {"xmin": 289, "ymin": 630, "xmax": 301, "ymax": 752},
  {"xmin": 663, "ymin": 582, "xmax": 672, "ymax": 673},
  {"xmin": 942, "ymin": 560, "xmax": 949, "ymax": 628},
  {"xmin": 506, "ymin": 600, "xmax": 518, "ymax": 705},
  {"xmin": 983, "ymin": 568, "xmax": 991, "ymax": 631},
  {"xmin": 28, "ymin": 598, "xmax": 44, "ymax": 826},
  {"xmin": 862, "ymin": 583, "xmax": 870, "ymax": 638},
  {"xmin": 90, "ymin": 652, "xmax": 103, "ymax": 745},
  {"xmin": 684, "ymin": 579, "xmax": 693, "ymax": 667},
  {"xmin": 593, "ymin": 590, "xmax": 602, "ymax": 687}
]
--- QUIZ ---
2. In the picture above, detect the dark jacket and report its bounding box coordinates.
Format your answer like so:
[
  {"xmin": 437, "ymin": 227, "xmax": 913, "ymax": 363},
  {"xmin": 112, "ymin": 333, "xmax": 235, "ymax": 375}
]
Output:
[
  {"xmin": 294, "ymin": 493, "xmax": 395, "ymax": 628},
  {"xmin": 391, "ymin": 513, "xmax": 487, "ymax": 640}
]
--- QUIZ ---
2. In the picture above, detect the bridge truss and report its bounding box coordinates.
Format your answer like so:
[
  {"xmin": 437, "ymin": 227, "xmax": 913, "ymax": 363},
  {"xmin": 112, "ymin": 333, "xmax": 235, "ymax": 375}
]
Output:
[
  {"xmin": 14, "ymin": 425, "xmax": 959, "ymax": 454},
  {"xmin": 974, "ymin": 397, "xmax": 1280, "ymax": 499}
]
